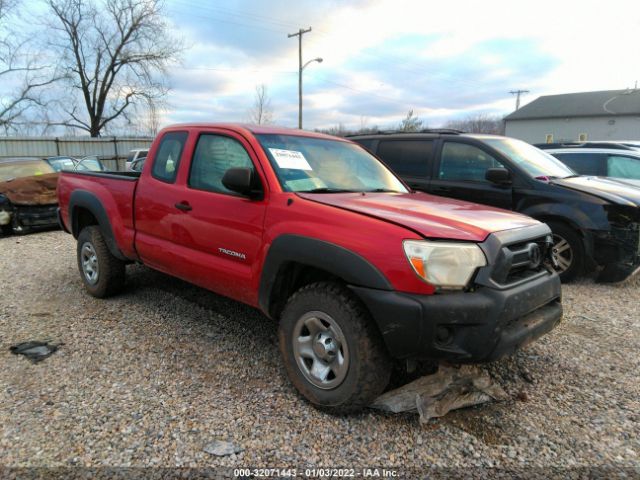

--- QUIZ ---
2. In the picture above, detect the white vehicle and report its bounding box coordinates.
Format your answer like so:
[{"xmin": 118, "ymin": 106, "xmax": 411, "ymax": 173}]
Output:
[{"xmin": 125, "ymin": 149, "xmax": 149, "ymax": 171}]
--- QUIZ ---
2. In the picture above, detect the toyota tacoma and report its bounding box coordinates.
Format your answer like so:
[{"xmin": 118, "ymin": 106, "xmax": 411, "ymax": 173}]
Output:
[{"xmin": 57, "ymin": 124, "xmax": 562, "ymax": 411}]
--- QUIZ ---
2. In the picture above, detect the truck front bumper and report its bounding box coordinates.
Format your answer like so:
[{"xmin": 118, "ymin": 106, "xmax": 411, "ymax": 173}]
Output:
[{"xmin": 351, "ymin": 271, "xmax": 562, "ymax": 362}]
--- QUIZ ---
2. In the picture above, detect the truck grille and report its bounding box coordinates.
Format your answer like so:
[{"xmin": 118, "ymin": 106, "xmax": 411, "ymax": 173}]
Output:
[{"xmin": 491, "ymin": 235, "xmax": 553, "ymax": 286}]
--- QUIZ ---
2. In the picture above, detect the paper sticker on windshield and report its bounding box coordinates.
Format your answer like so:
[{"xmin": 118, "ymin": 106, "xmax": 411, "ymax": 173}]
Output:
[{"xmin": 269, "ymin": 148, "xmax": 312, "ymax": 170}]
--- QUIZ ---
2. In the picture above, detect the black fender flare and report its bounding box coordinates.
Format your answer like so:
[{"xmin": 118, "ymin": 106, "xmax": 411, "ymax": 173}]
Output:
[
  {"xmin": 68, "ymin": 190, "xmax": 126, "ymax": 261},
  {"xmin": 258, "ymin": 234, "xmax": 392, "ymax": 318}
]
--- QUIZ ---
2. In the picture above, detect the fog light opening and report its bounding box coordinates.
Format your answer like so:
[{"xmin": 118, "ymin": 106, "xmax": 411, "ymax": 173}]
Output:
[{"xmin": 435, "ymin": 326, "xmax": 453, "ymax": 345}]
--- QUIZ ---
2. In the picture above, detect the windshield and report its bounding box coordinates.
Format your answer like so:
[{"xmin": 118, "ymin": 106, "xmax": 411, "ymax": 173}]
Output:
[
  {"xmin": 257, "ymin": 134, "xmax": 407, "ymax": 193},
  {"xmin": 47, "ymin": 157, "xmax": 76, "ymax": 172},
  {"xmin": 0, "ymin": 160, "xmax": 55, "ymax": 182},
  {"xmin": 76, "ymin": 156, "xmax": 104, "ymax": 171},
  {"xmin": 483, "ymin": 137, "xmax": 576, "ymax": 178}
]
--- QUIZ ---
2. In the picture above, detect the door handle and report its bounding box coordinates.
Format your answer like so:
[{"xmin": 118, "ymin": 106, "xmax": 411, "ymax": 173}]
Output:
[{"xmin": 175, "ymin": 201, "xmax": 192, "ymax": 212}]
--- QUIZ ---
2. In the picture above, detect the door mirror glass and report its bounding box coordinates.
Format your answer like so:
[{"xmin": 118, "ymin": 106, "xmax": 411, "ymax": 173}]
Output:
[
  {"xmin": 485, "ymin": 167, "xmax": 511, "ymax": 185},
  {"xmin": 222, "ymin": 167, "xmax": 255, "ymax": 196}
]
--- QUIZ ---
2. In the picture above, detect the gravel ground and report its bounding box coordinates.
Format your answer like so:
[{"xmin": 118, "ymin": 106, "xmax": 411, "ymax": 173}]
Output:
[{"xmin": 0, "ymin": 230, "xmax": 638, "ymax": 476}]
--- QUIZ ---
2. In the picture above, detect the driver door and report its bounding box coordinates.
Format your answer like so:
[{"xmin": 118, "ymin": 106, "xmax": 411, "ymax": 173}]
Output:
[{"xmin": 172, "ymin": 130, "xmax": 268, "ymax": 305}]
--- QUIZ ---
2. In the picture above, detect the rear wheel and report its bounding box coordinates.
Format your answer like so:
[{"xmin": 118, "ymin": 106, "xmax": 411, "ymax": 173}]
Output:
[
  {"xmin": 279, "ymin": 281, "xmax": 392, "ymax": 413},
  {"xmin": 546, "ymin": 221, "xmax": 584, "ymax": 282},
  {"xmin": 76, "ymin": 226, "xmax": 125, "ymax": 297}
]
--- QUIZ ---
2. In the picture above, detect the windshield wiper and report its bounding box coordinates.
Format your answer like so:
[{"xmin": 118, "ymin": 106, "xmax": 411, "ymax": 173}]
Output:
[
  {"xmin": 299, "ymin": 188, "xmax": 355, "ymax": 193},
  {"xmin": 365, "ymin": 188, "xmax": 400, "ymax": 193}
]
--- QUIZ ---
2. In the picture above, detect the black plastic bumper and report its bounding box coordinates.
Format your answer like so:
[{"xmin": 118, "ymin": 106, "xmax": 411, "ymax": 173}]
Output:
[
  {"xmin": 350, "ymin": 271, "xmax": 562, "ymax": 363},
  {"xmin": 592, "ymin": 225, "xmax": 640, "ymax": 283},
  {"xmin": 15, "ymin": 204, "xmax": 58, "ymax": 228}
]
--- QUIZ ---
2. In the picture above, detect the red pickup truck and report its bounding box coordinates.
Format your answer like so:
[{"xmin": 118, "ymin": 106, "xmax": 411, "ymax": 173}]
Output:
[{"xmin": 58, "ymin": 124, "xmax": 562, "ymax": 411}]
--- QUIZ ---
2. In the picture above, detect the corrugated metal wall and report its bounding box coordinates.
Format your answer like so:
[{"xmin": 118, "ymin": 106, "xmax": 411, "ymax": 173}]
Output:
[{"xmin": 0, "ymin": 136, "xmax": 154, "ymax": 171}]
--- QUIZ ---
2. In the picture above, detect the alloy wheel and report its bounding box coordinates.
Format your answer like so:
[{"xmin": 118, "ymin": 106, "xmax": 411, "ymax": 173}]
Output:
[
  {"xmin": 80, "ymin": 242, "xmax": 99, "ymax": 285},
  {"xmin": 292, "ymin": 311, "xmax": 349, "ymax": 390},
  {"xmin": 551, "ymin": 234, "xmax": 573, "ymax": 273}
]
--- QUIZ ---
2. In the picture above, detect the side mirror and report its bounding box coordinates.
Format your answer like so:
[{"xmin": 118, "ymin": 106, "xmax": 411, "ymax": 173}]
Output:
[
  {"xmin": 485, "ymin": 167, "xmax": 511, "ymax": 185},
  {"xmin": 222, "ymin": 167, "xmax": 262, "ymax": 198}
]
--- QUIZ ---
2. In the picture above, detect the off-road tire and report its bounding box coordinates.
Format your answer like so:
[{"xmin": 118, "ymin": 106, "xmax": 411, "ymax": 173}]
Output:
[
  {"xmin": 77, "ymin": 226, "xmax": 125, "ymax": 298},
  {"xmin": 547, "ymin": 220, "xmax": 584, "ymax": 282},
  {"xmin": 279, "ymin": 281, "xmax": 392, "ymax": 413},
  {"xmin": 1, "ymin": 223, "xmax": 11, "ymax": 236}
]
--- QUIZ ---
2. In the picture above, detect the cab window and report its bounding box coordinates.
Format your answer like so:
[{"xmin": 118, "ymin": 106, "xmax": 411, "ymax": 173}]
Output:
[
  {"xmin": 151, "ymin": 131, "xmax": 188, "ymax": 183},
  {"xmin": 439, "ymin": 142, "xmax": 504, "ymax": 181},
  {"xmin": 189, "ymin": 134, "xmax": 255, "ymax": 194}
]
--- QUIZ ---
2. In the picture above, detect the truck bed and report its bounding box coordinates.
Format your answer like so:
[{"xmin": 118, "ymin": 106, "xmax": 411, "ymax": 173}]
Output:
[{"xmin": 57, "ymin": 170, "xmax": 140, "ymax": 260}]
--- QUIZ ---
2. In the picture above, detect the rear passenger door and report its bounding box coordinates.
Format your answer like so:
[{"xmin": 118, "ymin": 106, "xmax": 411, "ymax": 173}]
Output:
[
  {"xmin": 375, "ymin": 139, "xmax": 433, "ymax": 190},
  {"xmin": 430, "ymin": 140, "xmax": 513, "ymax": 209}
]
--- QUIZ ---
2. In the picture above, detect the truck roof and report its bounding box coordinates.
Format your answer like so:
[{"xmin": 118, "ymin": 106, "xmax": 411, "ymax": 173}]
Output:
[{"xmin": 162, "ymin": 123, "xmax": 349, "ymax": 142}]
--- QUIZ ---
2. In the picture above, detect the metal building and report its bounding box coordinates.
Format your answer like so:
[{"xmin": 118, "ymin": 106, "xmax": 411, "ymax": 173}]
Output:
[{"xmin": 504, "ymin": 89, "xmax": 640, "ymax": 144}]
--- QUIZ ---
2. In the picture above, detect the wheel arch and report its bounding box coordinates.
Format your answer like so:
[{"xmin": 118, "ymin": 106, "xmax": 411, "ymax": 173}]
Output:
[
  {"xmin": 68, "ymin": 190, "xmax": 127, "ymax": 261},
  {"xmin": 258, "ymin": 235, "xmax": 392, "ymax": 320},
  {"xmin": 530, "ymin": 213, "xmax": 594, "ymax": 261}
]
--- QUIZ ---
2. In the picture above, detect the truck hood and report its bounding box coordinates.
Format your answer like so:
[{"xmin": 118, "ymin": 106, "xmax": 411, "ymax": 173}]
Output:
[
  {"xmin": 0, "ymin": 173, "xmax": 59, "ymax": 205},
  {"xmin": 550, "ymin": 176, "xmax": 640, "ymax": 207},
  {"xmin": 298, "ymin": 191, "xmax": 540, "ymax": 242}
]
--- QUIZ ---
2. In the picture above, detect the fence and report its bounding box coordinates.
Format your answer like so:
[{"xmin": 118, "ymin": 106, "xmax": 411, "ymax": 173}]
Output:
[{"xmin": 0, "ymin": 136, "xmax": 154, "ymax": 171}]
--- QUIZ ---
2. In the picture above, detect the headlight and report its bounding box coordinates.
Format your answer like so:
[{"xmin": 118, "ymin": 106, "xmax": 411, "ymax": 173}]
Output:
[{"xmin": 403, "ymin": 240, "xmax": 487, "ymax": 290}]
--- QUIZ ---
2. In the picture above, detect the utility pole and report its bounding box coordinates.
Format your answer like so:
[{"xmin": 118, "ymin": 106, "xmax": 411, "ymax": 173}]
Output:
[
  {"xmin": 510, "ymin": 89, "xmax": 529, "ymax": 111},
  {"xmin": 288, "ymin": 27, "xmax": 312, "ymax": 129}
]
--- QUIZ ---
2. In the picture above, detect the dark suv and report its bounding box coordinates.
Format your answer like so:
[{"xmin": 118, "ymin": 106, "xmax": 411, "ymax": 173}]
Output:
[{"xmin": 350, "ymin": 131, "xmax": 640, "ymax": 283}]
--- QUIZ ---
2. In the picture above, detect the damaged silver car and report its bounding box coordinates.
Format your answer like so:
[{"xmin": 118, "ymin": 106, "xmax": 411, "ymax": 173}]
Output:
[{"xmin": 0, "ymin": 158, "xmax": 59, "ymax": 235}]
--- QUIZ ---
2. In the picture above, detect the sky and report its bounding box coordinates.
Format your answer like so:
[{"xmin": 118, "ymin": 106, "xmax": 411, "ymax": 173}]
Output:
[
  {"xmin": 7, "ymin": 0, "xmax": 640, "ymax": 133},
  {"xmin": 159, "ymin": 0, "xmax": 640, "ymax": 131}
]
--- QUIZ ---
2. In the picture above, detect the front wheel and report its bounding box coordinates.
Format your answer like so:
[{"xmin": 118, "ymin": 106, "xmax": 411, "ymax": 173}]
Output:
[
  {"xmin": 546, "ymin": 221, "xmax": 585, "ymax": 282},
  {"xmin": 278, "ymin": 282, "xmax": 392, "ymax": 413},
  {"xmin": 77, "ymin": 226, "xmax": 125, "ymax": 298}
]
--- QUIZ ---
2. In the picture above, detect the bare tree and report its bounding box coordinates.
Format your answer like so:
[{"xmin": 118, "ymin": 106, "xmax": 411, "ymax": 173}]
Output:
[
  {"xmin": 445, "ymin": 113, "xmax": 504, "ymax": 134},
  {"xmin": 0, "ymin": 0, "xmax": 58, "ymax": 133},
  {"xmin": 45, "ymin": 0, "xmax": 182, "ymax": 137},
  {"xmin": 248, "ymin": 84, "xmax": 273, "ymax": 125},
  {"xmin": 398, "ymin": 109, "xmax": 423, "ymax": 132}
]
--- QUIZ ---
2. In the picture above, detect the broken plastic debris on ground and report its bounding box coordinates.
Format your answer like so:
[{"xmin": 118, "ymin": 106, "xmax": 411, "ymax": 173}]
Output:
[
  {"xmin": 203, "ymin": 440, "xmax": 244, "ymax": 456},
  {"xmin": 371, "ymin": 365, "xmax": 509, "ymax": 423},
  {"xmin": 9, "ymin": 341, "xmax": 62, "ymax": 363}
]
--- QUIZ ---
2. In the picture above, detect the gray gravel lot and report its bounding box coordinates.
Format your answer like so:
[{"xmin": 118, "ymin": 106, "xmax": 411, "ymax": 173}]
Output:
[{"xmin": 0, "ymin": 230, "xmax": 638, "ymax": 474}]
